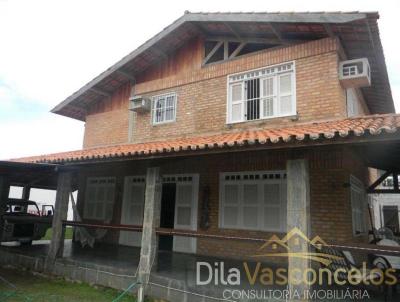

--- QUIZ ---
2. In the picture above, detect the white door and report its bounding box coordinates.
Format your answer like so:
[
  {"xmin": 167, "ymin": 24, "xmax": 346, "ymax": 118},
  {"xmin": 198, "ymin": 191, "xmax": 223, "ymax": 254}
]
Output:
[
  {"xmin": 173, "ymin": 175, "xmax": 199, "ymax": 253},
  {"xmin": 119, "ymin": 176, "xmax": 145, "ymax": 247}
]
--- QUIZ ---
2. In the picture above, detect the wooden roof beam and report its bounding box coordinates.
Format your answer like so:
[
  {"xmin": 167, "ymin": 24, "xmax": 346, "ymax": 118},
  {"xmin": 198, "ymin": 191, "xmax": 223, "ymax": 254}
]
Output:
[
  {"xmin": 229, "ymin": 42, "xmax": 246, "ymax": 59},
  {"xmin": 206, "ymin": 35, "xmax": 302, "ymax": 45},
  {"xmin": 89, "ymin": 87, "xmax": 111, "ymax": 98},
  {"xmin": 115, "ymin": 69, "xmax": 136, "ymax": 82},
  {"xmin": 203, "ymin": 40, "xmax": 223, "ymax": 65},
  {"xmin": 323, "ymin": 23, "xmax": 335, "ymax": 38},
  {"xmin": 268, "ymin": 23, "xmax": 291, "ymax": 45},
  {"xmin": 223, "ymin": 22, "xmax": 243, "ymax": 41}
]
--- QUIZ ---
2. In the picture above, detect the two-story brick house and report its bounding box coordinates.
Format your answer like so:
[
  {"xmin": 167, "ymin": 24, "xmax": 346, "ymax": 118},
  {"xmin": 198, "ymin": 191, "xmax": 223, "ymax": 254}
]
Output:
[{"xmin": 7, "ymin": 12, "xmax": 400, "ymax": 263}]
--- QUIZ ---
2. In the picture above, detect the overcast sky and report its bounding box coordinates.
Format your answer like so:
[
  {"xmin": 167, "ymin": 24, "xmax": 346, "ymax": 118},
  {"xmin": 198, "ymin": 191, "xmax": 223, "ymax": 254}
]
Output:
[{"xmin": 1, "ymin": 0, "xmax": 399, "ymax": 160}]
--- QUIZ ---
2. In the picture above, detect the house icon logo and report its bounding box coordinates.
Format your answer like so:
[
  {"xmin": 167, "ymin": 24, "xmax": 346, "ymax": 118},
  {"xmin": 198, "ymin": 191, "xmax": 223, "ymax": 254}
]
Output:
[{"xmin": 251, "ymin": 227, "xmax": 343, "ymax": 266}]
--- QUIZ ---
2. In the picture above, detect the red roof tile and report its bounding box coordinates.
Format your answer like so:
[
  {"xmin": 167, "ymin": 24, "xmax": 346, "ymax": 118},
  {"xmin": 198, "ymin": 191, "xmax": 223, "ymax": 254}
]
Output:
[{"xmin": 10, "ymin": 114, "xmax": 400, "ymax": 164}]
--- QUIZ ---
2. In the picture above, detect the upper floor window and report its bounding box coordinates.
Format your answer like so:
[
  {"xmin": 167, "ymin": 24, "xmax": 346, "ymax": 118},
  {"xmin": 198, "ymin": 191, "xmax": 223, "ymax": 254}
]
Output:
[
  {"xmin": 227, "ymin": 62, "xmax": 296, "ymax": 124},
  {"xmin": 346, "ymin": 88, "xmax": 361, "ymax": 117},
  {"xmin": 152, "ymin": 93, "xmax": 177, "ymax": 124}
]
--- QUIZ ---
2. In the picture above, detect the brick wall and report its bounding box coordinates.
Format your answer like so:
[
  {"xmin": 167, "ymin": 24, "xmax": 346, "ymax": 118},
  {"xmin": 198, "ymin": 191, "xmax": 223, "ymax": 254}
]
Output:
[
  {"xmin": 76, "ymin": 145, "xmax": 369, "ymax": 260},
  {"xmin": 82, "ymin": 38, "xmax": 348, "ymax": 148}
]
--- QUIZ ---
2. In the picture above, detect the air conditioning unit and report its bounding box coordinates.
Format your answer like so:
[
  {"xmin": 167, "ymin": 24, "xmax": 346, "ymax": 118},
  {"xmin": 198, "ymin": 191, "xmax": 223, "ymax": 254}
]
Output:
[
  {"xmin": 339, "ymin": 58, "xmax": 371, "ymax": 88},
  {"xmin": 129, "ymin": 95, "xmax": 151, "ymax": 113}
]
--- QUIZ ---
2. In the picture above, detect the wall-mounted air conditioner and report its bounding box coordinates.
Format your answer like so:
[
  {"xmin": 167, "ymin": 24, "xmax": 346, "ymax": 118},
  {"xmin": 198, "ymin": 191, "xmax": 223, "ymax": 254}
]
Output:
[
  {"xmin": 339, "ymin": 58, "xmax": 371, "ymax": 88},
  {"xmin": 129, "ymin": 95, "xmax": 151, "ymax": 113}
]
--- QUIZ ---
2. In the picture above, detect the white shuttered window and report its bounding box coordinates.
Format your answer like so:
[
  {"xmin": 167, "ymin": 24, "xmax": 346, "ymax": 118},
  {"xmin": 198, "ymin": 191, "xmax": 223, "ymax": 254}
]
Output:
[
  {"xmin": 84, "ymin": 177, "xmax": 116, "ymax": 221},
  {"xmin": 220, "ymin": 171, "xmax": 287, "ymax": 232},
  {"xmin": 227, "ymin": 62, "xmax": 296, "ymax": 123},
  {"xmin": 350, "ymin": 176, "xmax": 367, "ymax": 235}
]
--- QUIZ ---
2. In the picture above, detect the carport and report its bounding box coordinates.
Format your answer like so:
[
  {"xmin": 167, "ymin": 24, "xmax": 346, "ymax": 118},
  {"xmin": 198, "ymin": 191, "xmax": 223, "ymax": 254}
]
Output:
[{"xmin": 0, "ymin": 161, "xmax": 80, "ymax": 269}]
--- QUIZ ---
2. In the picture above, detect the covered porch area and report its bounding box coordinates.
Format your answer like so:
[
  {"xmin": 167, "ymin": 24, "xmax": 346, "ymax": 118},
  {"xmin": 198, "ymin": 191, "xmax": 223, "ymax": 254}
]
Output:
[{"xmin": 2, "ymin": 115, "xmax": 400, "ymax": 301}]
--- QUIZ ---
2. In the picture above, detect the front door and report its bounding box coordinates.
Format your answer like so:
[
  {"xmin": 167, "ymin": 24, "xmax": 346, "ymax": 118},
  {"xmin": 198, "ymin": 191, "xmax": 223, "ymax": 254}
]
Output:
[
  {"xmin": 119, "ymin": 176, "xmax": 145, "ymax": 247},
  {"xmin": 159, "ymin": 183, "xmax": 176, "ymax": 251}
]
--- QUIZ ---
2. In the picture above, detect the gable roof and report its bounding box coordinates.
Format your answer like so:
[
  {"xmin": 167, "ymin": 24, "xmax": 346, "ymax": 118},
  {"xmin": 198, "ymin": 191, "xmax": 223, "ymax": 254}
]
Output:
[
  {"xmin": 10, "ymin": 113, "xmax": 400, "ymax": 167},
  {"xmin": 52, "ymin": 11, "xmax": 394, "ymax": 121}
]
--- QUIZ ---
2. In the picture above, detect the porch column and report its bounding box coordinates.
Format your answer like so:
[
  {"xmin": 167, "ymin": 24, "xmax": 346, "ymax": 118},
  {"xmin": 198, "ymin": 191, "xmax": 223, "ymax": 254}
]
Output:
[
  {"xmin": 0, "ymin": 176, "xmax": 10, "ymax": 243},
  {"xmin": 22, "ymin": 186, "xmax": 31, "ymax": 200},
  {"xmin": 45, "ymin": 171, "xmax": 72, "ymax": 271},
  {"xmin": 287, "ymin": 159, "xmax": 311, "ymax": 301},
  {"xmin": 137, "ymin": 167, "xmax": 162, "ymax": 302}
]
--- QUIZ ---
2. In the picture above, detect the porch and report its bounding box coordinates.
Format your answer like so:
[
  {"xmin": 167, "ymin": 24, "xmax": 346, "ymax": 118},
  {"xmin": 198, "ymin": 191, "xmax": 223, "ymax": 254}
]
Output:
[
  {"xmin": 2, "ymin": 116, "xmax": 400, "ymax": 301},
  {"xmin": 2, "ymin": 239, "xmax": 398, "ymax": 302},
  {"xmin": 0, "ymin": 239, "xmax": 288, "ymax": 301}
]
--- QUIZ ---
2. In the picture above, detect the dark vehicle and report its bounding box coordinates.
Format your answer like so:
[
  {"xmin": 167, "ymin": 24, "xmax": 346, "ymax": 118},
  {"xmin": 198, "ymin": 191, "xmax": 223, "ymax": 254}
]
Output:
[{"xmin": 1, "ymin": 199, "xmax": 54, "ymax": 245}]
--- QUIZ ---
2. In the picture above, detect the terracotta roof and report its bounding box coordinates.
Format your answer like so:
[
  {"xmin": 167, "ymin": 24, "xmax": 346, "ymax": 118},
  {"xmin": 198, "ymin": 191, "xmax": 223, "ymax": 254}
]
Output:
[{"xmin": 11, "ymin": 114, "xmax": 400, "ymax": 164}]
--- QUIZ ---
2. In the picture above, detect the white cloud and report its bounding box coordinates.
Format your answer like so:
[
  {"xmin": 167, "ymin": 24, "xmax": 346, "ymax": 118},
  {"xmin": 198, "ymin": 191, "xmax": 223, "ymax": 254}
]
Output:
[{"xmin": 0, "ymin": 114, "xmax": 83, "ymax": 160}]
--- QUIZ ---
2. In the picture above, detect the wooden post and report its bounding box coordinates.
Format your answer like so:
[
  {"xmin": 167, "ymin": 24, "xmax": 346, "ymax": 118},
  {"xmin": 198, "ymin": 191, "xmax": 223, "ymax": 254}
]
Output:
[
  {"xmin": 0, "ymin": 176, "xmax": 10, "ymax": 243},
  {"xmin": 137, "ymin": 167, "xmax": 162, "ymax": 302},
  {"xmin": 287, "ymin": 159, "xmax": 311, "ymax": 301},
  {"xmin": 22, "ymin": 186, "xmax": 31, "ymax": 200},
  {"xmin": 45, "ymin": 171, "xmax": 72, "ymax": 271}
]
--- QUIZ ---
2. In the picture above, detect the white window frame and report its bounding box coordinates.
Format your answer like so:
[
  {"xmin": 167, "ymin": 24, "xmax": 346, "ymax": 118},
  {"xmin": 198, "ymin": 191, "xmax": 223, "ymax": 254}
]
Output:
[
  {"xmin": 346, "ymin": 88, "xmax": 361, "ymax": 117},
  {"xmin": 151, "ymin": 92, "xmax": 177, "ymax": 125},
  {"xmin": 350, "ymin": 175, "xmax": 367, "ymax": 235},
  {"xmin": 219, "ymin": 171, "xmax": 287, "ymax": 232},
  {"xmin": 83, "ymin": 177, "xmax": 116, "ymax": 221},
  {"xmin": 226, "ymin": 61, "xmax": 296, "ymax": 124}
]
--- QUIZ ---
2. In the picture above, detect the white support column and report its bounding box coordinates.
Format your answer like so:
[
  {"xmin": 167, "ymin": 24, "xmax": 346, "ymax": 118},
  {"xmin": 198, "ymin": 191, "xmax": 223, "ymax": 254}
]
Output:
[
  {"xmin": 137, "ymin": 167, "xmax": 162, "ymax": 302},
  {"xmin": 45, "ymin": 171, "xmax": 72, "ymax": 270},
  {"xmin": 287, "ymin": 159, "xmax": 311, "ymax": 300},
  {"xmin": 0, "ymin": 176, "xmax": 10, "ymax": 243}
]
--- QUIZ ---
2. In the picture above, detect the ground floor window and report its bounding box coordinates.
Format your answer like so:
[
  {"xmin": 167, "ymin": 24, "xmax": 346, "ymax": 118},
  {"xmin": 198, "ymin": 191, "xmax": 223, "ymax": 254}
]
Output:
[
  {"xmin": 350, "ymin": 176, "xmax": 367, "ymax": 235},
  {"xmin": 219, "ymin": 171, "xmax": 287, "ymax": 232},
  {"xmin": 83, "ymin": 177, "xmax": 116, "ymax": 221}
]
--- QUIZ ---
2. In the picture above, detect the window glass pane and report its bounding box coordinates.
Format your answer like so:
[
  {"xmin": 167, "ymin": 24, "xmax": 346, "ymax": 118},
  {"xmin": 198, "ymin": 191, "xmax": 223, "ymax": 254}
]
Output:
[
  {"xmin": 264, "ymin": 207, "xmax": 280, "ymax": 229},
  {"xmin": 177, "ymin": 207, "xmax": 191, "ymax": 225},
  {"xmin": 87, "ymin": 187, "xmax": 96, "ymax": 202},
  {"xmin": 245, "ymin": 79, "xmax": 260, "ymax": 120},
  {"xmin": 86, "ymin": 203, "xmax": 95, "ymax": 218},
  {"xmin": 106, "ymin": 187, "xmax": 114, "ymax": 202},
  {"xmin": 243, "ymin": 184, "xmax": 258, "ymax": 205},
  {"xmin": 176, "ymin": 185, "xmax": 192, "ymax": 205},
  {"xmin": 263, "ymin": 98, "xmax": 274, "ymax": 117},
  {"xmin": 224, "ymin": 206, "xmax": 239, "ymax": 226},
  {"xmin": 225, "ymin": 185, "xmax": 239, "ymax": 204},
  {"xmin": 231, "ymin": 103, "xmax": 242, "ymax": 122},
  {"xmin": 96, "ymin": 203, "xmax": 104, "ymax": 218},
  {"xmin": 97, "ymin": 187, "xmax": 105, "ymax": 202},
  {"xmin": 280, "ymin": 74, "xmax": 292, "ymax": 94},
  {"xmin": 243, "ymin": 207, "xmax": 258, "ymax": 228},
  {"xmin": 262, "ymin": 77, "xmax": 274, "ymax": 97},
  {"xmin": 231, "ymin": 84, "xmax": 242, "ymax": 101},
  {"xmin": 132, "ymin": 205, "xmax": 143, "ymax": 224},
  {"xmin": 264, "ymin": 184, "xmax": 280, "ymax": 205},
  {"xmin": 279, "ymin": 95, "xmax": 292, "ymax": 115},
  {"xmin": 153, "ymin": 95, "xmax": 176, "ymax": 123}
]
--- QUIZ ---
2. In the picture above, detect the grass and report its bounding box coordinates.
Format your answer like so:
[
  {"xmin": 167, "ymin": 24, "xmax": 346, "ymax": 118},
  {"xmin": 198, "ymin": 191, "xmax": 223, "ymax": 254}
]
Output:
[
  {"xmin": 0, "ymin": 266, "xmax": 150, "ymax": 302},
  {"xmin": 42, "ymin": 227, "xmax": 73, "ymax": 240}
]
